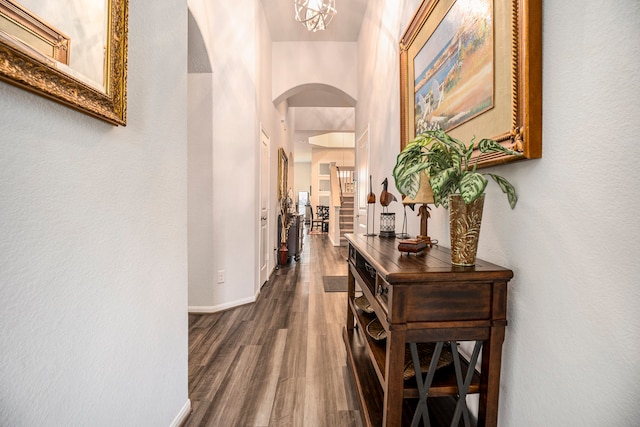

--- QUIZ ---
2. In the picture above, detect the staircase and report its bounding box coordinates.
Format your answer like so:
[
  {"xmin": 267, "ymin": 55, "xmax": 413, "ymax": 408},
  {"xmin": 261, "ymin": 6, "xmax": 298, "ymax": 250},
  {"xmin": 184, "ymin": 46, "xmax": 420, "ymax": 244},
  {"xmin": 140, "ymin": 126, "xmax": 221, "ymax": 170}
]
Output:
[{"xmin": 339, "ymin": 193, "xmax": 354, "ymax": 246}]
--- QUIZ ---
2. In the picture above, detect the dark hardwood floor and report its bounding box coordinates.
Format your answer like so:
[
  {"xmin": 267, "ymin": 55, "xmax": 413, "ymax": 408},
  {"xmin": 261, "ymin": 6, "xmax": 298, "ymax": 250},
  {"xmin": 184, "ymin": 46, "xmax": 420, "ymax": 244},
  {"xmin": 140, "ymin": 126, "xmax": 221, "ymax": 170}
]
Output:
[{"xmin": 186, "ymin": 232, "xmax": 363, "ymax": 427}]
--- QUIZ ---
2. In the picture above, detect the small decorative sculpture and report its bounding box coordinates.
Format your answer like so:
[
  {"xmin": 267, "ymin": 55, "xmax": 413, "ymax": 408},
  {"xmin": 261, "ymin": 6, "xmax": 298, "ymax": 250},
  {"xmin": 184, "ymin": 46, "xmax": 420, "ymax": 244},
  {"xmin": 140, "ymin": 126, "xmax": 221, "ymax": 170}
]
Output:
[
  {"xmin": 367, "ymin": 175, "xmax": 376, "ymax": 204},
  {"xmin": 379, "ymin": 178, "xmax": 397, "ymax": 238},
  {"xmin": 380, "ymin": 178, "xmax": 397, "ymax": 212},
  {"xmin": 365, "ymin": 175, "xmax": 377, "ymax": 236},
  {"xmin": 396, "ymin": 194, "xmax": 413, "ymax": 239}
]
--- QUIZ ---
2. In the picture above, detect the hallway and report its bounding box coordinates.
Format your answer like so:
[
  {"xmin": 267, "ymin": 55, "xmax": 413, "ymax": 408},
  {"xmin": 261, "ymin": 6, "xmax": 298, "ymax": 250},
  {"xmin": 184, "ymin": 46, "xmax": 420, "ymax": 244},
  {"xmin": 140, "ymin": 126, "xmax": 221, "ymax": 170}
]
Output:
[{"xmin": 186, "ymin": 233, "xmax": 362, "ymax": 426}]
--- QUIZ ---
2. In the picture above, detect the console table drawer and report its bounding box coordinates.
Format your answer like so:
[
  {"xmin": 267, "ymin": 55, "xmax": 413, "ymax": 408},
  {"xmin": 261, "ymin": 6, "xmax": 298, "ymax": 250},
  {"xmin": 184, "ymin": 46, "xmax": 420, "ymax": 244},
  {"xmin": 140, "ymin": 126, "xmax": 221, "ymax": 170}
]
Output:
[{"xmin": 400, "ymin": 282, "xmax": 495, "ymax": 322}]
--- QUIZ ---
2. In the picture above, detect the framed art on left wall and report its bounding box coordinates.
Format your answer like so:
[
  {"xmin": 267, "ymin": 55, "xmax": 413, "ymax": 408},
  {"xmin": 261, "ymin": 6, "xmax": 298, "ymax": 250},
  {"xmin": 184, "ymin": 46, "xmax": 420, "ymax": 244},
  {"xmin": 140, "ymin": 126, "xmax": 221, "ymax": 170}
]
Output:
[{"xmin": 278, "ymin": 147, "xmax": 288, "ymax": 200}]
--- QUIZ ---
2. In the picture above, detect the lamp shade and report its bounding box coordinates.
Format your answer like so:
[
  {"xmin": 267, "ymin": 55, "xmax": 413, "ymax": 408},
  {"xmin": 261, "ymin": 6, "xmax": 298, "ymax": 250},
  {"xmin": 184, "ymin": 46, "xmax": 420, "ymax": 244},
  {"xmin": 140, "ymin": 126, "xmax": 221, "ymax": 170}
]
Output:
[{"xmin": 402, "ymin": 173, "xmax": 434, "ymax": 205}]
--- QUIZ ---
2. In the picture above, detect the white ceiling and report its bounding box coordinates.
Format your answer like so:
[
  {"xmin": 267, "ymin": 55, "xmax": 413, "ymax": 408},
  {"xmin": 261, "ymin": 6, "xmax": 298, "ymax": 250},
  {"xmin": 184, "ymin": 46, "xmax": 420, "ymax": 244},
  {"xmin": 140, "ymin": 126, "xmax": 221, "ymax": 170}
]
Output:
[
  {"xmin": 261, "ymin": 0, "xmax": 368, "ymax": 42},
  {"xmin": 261, "ymin": 0, "xmax": 367, "ymax": 162}
]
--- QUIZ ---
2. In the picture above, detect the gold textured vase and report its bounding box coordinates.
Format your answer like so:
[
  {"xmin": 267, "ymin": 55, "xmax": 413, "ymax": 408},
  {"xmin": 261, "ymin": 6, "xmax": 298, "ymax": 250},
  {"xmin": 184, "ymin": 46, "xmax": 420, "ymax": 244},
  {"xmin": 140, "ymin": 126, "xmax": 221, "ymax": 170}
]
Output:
[{"xmin": 449, "ymin": 194, "xmax": 485, "ymax": 266}]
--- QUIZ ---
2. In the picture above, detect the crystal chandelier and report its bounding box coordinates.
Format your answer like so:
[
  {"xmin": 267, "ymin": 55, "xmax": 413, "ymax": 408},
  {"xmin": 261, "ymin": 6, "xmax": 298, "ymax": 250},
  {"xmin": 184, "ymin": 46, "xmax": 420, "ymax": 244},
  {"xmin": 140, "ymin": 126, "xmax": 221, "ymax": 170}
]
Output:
[{"xmin": 294, "ymin": 0, "xmax": 337, "ymax": 32}]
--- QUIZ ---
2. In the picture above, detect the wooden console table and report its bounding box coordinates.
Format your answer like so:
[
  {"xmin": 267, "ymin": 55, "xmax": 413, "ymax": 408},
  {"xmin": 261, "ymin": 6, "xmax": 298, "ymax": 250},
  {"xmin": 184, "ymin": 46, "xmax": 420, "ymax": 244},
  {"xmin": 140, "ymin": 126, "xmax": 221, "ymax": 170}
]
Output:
[{"xmin": 343, "ymin": 234, "xmax": 513, "ymax": 427}]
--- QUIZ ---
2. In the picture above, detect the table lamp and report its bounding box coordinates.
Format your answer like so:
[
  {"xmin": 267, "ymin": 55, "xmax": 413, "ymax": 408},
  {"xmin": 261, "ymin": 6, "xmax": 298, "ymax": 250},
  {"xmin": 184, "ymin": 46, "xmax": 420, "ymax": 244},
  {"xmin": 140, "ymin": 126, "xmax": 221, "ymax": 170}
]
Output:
[{"xmin": 402, "ymin": 175, "xmax": 436, "ymax": 247}]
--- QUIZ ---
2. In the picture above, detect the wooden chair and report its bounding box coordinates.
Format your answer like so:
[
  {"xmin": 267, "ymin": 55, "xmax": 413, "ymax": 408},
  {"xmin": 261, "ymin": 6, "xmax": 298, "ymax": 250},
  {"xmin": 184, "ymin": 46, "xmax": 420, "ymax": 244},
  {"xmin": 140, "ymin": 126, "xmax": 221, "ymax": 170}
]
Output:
[
  {"xmin": 317, "ymin": 205, "xmax": 329, "ymax": 232},
  {"xmin": 310, "ymin": 208, "xmax": 324, "ymax": 232}
]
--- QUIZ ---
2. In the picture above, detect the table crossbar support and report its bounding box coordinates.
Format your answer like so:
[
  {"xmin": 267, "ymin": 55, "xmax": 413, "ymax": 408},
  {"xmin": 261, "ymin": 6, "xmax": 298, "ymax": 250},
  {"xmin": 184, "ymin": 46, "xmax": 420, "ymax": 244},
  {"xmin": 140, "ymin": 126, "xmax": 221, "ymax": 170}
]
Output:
[
  {"xmin": 410, "ymin": 341, "xmax": 445, "ymax": 427},
  {"xmin": 450, "ymin": 341, "xmax": 483, "ymax": 427}
]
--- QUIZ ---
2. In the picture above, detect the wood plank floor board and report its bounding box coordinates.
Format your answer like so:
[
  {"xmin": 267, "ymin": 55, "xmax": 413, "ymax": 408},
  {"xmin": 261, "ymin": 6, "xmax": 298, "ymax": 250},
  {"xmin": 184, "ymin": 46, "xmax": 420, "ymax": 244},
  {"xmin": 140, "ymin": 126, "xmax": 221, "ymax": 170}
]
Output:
[
  {"xmin": 199, "ymin": 344, "xmax": 263, "ymax": 426},
  {"xmin": 190, "ymin": 311, "xmax": 255, "ymax": 402},
  {"xmin": 186, "ymin": 233, "xmax": 361, "ymax": 426},
  {"xmin": 279, "ymin": 311, "xmax": 308, "ymax": 380},
  {"xmin": 269, "ymin": 376, "xmax": 307, "ymax": 427},
  {"xmin": 252, "ymin": 328, "xmax": 289, "ymax": 425}
]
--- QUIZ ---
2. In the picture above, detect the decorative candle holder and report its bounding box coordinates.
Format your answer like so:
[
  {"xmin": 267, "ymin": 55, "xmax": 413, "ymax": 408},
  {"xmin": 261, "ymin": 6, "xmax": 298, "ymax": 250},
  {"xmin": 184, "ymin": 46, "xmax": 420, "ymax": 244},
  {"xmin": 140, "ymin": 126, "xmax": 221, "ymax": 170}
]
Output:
[{"xmin": 379, "ymin": 212, "xmax": 396, "ymax": 238}]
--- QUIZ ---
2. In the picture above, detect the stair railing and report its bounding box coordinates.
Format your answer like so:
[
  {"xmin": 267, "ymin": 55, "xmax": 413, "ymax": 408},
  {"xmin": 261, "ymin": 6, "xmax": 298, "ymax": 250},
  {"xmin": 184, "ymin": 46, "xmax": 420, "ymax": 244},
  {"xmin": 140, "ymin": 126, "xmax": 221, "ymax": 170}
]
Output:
[{"xmin": 336, "ymin": 166, "xmax": 344, "ymax": 205}]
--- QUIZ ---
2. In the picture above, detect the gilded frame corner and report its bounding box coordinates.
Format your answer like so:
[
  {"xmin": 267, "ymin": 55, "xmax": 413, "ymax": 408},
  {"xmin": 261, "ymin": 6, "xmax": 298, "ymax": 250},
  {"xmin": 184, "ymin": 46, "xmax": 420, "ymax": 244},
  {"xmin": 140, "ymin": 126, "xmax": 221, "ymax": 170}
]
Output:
[{"xmin": 0, "ymin": 0, "xmax": 128, "ymax": 126}]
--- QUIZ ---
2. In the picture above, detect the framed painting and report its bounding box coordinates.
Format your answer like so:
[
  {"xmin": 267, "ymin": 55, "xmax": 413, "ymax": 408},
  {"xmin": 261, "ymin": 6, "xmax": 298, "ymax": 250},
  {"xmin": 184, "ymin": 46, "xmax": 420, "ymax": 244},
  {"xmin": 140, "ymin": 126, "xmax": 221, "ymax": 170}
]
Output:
[
  {"xmin": 278, "ymin": 147, "xmax": 288, "ymax": 200},
  {"xmin": 400, "ymin": 0, "xmax": 541, "ymax": 167}
]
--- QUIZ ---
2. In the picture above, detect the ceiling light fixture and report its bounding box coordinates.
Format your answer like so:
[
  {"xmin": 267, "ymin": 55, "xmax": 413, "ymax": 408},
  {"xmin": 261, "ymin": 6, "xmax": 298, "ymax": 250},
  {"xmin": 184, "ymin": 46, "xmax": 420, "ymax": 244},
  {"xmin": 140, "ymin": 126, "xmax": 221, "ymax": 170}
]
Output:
[{"xmin": 294, "ymin": 0, "xmax": 337, "ymax": 32}]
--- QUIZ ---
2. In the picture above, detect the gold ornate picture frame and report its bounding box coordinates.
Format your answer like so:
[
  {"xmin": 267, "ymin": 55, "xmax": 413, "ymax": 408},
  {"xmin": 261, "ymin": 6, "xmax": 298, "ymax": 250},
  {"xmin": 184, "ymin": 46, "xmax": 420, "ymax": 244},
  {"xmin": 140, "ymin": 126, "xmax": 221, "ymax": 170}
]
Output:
[
  {"xmin": 278, "ymin": 148, "xmax": 288, "ymax": 200},
  {"xmin": 400, "ymin": 0, "xmax": 541, "ymax": 167},
  {"xmin": 0, "ymin": 0, "xmax": 128, "ymax": 126}
]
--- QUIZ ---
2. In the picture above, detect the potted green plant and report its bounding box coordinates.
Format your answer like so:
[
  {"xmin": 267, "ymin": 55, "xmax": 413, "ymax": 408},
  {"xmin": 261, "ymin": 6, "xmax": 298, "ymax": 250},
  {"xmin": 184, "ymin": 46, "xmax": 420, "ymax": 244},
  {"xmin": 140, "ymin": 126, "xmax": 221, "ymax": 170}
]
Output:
[
  {"xmin": 278, "ymin": 189, "xmax": 293, "ymax": 266},
  {"xmin": 393, "ymin": 130, "xmax": 520, "ymax": 265}
]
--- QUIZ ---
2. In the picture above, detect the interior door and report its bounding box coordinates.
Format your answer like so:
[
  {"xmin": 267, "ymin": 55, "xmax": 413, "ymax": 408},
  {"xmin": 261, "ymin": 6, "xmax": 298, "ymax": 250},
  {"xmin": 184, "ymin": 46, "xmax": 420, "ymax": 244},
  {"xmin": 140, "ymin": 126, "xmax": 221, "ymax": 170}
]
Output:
[
  {"xmin": 355, "ymin": 126, "xmax": 370, "ymax": 234},
  {"xmin": 259, "ymin": 128, "xmax": 270, "ymax": 290}
]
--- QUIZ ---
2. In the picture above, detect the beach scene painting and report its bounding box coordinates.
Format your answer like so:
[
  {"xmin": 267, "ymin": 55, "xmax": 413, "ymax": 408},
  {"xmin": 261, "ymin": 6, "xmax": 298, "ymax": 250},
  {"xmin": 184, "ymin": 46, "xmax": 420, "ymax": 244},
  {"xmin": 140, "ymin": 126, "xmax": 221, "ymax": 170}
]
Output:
[{"xmin": 414, "ymin": 0, "xmax": 494, "ymax": 133}]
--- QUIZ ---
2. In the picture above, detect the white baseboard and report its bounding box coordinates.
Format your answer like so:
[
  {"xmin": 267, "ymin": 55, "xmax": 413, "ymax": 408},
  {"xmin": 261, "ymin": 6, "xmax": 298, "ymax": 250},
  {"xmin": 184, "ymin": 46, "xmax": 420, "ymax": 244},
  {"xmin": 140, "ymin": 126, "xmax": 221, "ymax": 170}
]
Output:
[
  {"xmin": 170, "ymin": 399, "xmax": 191, "ymax": 427},
  {"xmin": 188, "ymin": 296, "xmax": 256, "ymax": 314}
]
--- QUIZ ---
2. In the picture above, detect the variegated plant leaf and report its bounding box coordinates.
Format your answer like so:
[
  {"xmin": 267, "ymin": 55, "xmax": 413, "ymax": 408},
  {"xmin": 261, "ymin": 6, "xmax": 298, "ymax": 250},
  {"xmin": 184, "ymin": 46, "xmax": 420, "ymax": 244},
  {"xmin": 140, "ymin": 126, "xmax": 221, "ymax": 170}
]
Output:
[
  {"xmin": 430, "ymin": 176, "xmax": 451, "ymax": 208},
  {"xmin": 465, "ymin": 137, "xmax": 475, "ymax": 171},
  {"xmin": 488, "ymin": 173, "xmax": 518, "ymax": 209},
  {"xmin": 477, "ymin": 138, "xmax": 521, "ymax": 156},
  {"xmin": 426, "ymin": 144, "xmax": 453, "ymax": 174},
  {"xmin": 432, "ymin": 133, "xmax": 465, "ymax": 161},
  {"xmin": 401, "ymin": 171, "xmax": 421, "ymax": 199},
  {"xmin": 431, "ymin": 129, "xmax": 466, "ymax": 152},
  {"xmin": 429, "ymin": 167, "xmax": 458, "ymax": 208},
  {"xmin": 393, "ymin": 148, "xmax": 430, "ymax": 197},
  {"xmin": 459, "ymin": 172, "xmax": 488, "ymax": 204}
]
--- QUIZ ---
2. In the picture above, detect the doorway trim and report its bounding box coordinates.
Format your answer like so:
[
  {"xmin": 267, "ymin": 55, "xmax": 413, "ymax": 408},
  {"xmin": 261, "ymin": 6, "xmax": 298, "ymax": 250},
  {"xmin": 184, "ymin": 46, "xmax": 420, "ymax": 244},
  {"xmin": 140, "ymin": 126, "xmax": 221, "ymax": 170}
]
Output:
[
  {"xmin": 355, "ymin": 125, "xmax": 370, "ymax": 234},
  {"xmin": 258, "ymin": 125, "xmax": 271, "ymax": 293}
]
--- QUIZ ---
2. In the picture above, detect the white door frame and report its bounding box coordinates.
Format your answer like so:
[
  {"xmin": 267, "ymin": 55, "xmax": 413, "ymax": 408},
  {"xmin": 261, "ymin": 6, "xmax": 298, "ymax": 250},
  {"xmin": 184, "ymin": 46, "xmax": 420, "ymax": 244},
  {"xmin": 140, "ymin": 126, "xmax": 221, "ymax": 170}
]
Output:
[
  {"xmin": 355, "ymin": 125, "xmax": 370, "ymax": 235},
  {"xmin": 258, "ymin": 126, "xmax": 270, "ymax": 292}
]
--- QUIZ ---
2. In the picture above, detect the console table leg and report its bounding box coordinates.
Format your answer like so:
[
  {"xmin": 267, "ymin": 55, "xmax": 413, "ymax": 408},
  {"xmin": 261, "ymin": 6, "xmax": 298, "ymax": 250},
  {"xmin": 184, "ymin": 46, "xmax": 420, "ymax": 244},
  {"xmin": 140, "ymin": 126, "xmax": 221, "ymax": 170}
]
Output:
[
  {"xmin": 383, "ymin": 328, "xmax": 407, "ymax": 427},
  {"xmin": 346, "ymin": 272, "xmax": 355, "ymax": 331},
  {"xmin": 478, "ymin": 325, "xmax": 506, "ymax": 427}
]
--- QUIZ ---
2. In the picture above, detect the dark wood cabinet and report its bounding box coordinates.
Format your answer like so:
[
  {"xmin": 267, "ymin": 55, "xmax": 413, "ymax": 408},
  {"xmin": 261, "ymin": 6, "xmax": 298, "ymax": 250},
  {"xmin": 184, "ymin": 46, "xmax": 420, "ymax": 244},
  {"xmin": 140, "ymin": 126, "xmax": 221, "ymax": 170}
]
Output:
[{"xmin": 344, "ymin": 234, "xmax": 513, "ymax": 427}]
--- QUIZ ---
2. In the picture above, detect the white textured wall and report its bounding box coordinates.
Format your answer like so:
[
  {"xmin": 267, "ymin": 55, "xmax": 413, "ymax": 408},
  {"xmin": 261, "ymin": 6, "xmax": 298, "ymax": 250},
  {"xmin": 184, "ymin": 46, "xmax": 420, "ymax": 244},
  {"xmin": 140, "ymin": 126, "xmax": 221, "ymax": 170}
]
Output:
[
  {"xmin": 358, "ymin": 1, "xmax": 640, "ymax": 425},
  {"xmin": 272, "ymin": 41, "xmax": 358, "ymax": 103},
  {"xmin": 0, "ymin": 0, "xmax": 189, "ymax": 425},
  {"xmin": 258, "ymin": 1, "xmax": 288, "ymax": 282},
  {"xmin": 188, "ymin": 73, "xmax": 215, "ymax": 307},
  {"xmin": 356, "ymin": 1, "xmax": 422, "ymax": 231},
  {"xmin": 294, "ymin": 107, "xmax": 355, "ymax": 132},
  {"xmin": 210, "ymin": 0, "xmax": 259, "ymax": 306},
  {"xmin": 188, "ymin": 1, "xmax": 289, "ymax": 309},
  {"xmin": 294, "ymin": 162, "xmax": 312, "ymax": 199}
]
